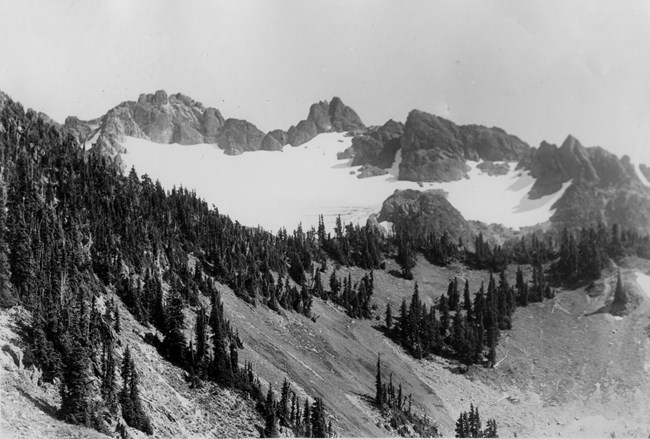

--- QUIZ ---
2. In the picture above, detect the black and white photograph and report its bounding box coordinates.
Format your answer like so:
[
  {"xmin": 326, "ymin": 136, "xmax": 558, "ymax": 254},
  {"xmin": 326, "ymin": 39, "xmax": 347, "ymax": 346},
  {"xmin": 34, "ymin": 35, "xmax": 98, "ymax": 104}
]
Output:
[{"xmin": 1, "ymin": 1, "xmax": 650, "ymax": 437}]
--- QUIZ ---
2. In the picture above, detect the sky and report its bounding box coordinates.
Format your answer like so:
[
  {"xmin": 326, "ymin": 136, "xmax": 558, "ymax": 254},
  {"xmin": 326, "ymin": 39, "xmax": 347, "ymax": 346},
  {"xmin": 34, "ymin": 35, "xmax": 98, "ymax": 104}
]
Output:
[{"xmin": 2, "ymin": 0, "xmax": 650, "ymax": 164}]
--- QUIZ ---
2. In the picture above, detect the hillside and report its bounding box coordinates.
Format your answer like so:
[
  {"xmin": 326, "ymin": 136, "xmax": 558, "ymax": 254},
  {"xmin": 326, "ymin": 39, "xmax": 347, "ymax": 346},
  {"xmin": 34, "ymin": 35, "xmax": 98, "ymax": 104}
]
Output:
[
  {"xmin": 6, "ymin": 254, "xmax": 650, "ymax": 437},
  {"xmin": 3, "ymin": 90, "xmax": 650, "ymax": 439}
]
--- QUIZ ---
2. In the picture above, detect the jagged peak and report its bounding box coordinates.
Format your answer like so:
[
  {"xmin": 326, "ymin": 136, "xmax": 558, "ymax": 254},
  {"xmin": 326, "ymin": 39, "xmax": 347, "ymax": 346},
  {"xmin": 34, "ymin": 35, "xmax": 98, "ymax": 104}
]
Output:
[{"xmin": 560, "ymin": 134, "xmax": 584, "ymax": 151}]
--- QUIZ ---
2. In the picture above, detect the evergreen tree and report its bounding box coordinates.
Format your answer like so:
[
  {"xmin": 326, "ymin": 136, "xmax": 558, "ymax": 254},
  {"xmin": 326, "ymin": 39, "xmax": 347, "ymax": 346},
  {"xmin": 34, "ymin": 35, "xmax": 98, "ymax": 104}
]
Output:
[
  {"xmin": 163, "ymin": 289, "xmax": 186, "ymax": 366},
  {"xmin": 385, "ymin": 302, "xmax": 393, "ymax": 332},
  {"xmin": 59, "ymin": 336, "xmax": 91, "ymax": 427},
  {"xmin": 101, "ymin": 338, "xmax": 118, "ymax": 415},
  {"xmin": 375, "ymin": 354, "xmax": 383, "ymax": 406},
  {"xmin": 264, "ymin": 410, "xmax": 279, "ymax": 438},
  {"xmin": 311, "ymin": 398, "xmax": 327, "ymax": 438}
]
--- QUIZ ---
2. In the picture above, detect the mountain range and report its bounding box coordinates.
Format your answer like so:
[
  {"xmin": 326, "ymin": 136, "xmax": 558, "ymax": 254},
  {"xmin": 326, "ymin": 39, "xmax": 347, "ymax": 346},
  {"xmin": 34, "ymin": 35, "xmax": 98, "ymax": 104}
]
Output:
[
  {"xmin": 61, "ymin": 89, "xmax": 650, "ymax": 236},
  {"xmin": 3, "ymin": 89, "xmax": 650, "ymax": 439}
]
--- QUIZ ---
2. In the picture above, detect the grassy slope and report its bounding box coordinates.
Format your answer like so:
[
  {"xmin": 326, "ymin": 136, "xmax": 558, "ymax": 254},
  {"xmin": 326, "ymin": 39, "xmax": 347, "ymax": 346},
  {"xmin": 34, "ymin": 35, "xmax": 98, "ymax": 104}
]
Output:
[
  {"xmin": 3, "ymin": 255, "xmax": 650, "ymax": 438},
  {"xmin": 221, "ymin": 255, "xmax": 650, "ymax": 437}
]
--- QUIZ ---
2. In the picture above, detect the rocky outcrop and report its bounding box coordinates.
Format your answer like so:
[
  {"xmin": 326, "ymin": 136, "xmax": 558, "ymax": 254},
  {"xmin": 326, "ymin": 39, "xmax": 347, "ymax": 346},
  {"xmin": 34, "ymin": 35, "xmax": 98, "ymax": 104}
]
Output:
[
  {"xmin": 68, "ymin": 90, "xmax": 230, "ymax": 157},
  {"xmin": 261, "ymin": 129, "xmax": 288, "ymax": 151},
  {"xmin": 398, "ymin": 110, "xmax": 529, "ymax": 182},
  {"xmin": 217, "ymin": 119, "xmax": 265, "ymax": 155},
  {"xmin": 521, "ymin": 135, "xmax": 636, "ymax": 199},
  {"xmin": 377, "ymin": 189, "xmax": 472, "ymax": 242},
  {"xmin": 525, "ymin": 137, "xmax": 650, "ymax": 234},
  {"xmin": 339, "ymin": 120, "xmax": 404, "ymax": 168},
  {"xmin": 287, "ymin": 97, "xmax": 364, "ymax": 146},
  {"xmin": 287, "ymin": 119, "xmax": 318, "ymax": 146},
  {"xmin": 357, "ymin": 165, "xmax": 388, "ymax": 179},
  {"xmin": 476, "ymin": 161, "xmax": 510, "ymax": 176}
]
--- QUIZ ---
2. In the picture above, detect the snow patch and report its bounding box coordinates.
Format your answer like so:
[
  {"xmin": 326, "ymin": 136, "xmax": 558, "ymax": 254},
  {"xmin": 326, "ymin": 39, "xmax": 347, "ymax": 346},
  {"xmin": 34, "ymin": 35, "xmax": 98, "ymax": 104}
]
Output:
[
  {"xmin": 635, "ymin": 272, "xmax": 650, "ymax": 299},
  {"xmin": 120, "ymin": 133, "xmax": 569, "ymax": 232},
  {"xmin": 83, "ymin": 130, "xmax": 100, "ymax": 150},
  {"xmin": 635, "ymin": 163, "xmax": 650, "ymax": 188}
]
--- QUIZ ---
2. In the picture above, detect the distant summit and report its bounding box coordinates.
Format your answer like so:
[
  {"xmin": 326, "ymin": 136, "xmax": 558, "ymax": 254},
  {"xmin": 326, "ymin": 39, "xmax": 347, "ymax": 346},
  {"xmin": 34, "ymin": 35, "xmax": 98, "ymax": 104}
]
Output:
[
  {"xmin": 65, "ymin": 91, "xmax": 365, "ymax": 158},
  {"xmin": 50, "ymin": 88, "xmax": 650, "ymax": 235},
  {"xmin": 280, "ymin": 97, "xmax": 365, "ymax": 147}
]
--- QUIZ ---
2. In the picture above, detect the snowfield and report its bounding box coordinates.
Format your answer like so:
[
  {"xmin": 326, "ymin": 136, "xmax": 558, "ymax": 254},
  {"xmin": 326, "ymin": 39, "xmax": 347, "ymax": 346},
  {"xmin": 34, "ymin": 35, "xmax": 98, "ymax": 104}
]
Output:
[{"xmin": 120, "ymin": 132, "xmax": 570, "ymax": 232}]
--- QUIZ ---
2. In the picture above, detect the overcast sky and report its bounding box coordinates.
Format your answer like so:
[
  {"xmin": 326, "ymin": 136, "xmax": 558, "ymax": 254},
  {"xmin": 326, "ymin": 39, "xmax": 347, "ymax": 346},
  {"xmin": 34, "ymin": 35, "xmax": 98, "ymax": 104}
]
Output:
[{"xmin": 2, "ymin": 0, "xmax": 649, "ymax": 163}]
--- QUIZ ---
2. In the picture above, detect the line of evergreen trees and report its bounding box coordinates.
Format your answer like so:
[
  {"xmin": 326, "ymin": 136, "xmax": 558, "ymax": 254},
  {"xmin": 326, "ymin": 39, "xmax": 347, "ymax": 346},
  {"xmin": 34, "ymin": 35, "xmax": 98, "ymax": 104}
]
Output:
[
  {"xmin": 455, "ymin": 404, "xmax": 498, "ymax": 438},
  {"xmin": 261, "ymin": 378, "xmax": 332, "ymax": 438},
  {"xmin": 385, "ymin": 269, "xmax": 554, "ymax": 367},
  {"xmin": 374, "ymin": 355, "xmax": 441, "ymax": 437}
]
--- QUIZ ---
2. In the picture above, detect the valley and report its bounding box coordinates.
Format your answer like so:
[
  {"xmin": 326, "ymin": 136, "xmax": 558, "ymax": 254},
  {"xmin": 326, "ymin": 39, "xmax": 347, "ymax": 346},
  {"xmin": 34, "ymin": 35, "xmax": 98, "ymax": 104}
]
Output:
[{"xmin": 1, "ymin": 88, "xmax": 650, "ymax": 438}]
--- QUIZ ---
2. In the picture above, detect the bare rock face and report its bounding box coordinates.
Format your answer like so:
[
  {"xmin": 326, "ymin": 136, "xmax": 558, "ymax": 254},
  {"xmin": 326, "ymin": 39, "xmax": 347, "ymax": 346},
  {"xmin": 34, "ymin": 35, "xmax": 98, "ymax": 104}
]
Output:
[
  {"xmin": 64, "ymin": 116, "xmax": 98, "ymax": 144},
  {"xmin": 341, "ymin": 120, "xmax": 404, "ymax": 168},
  {"xmin": 398, "ymin": 110, "xmax": 529, "ymax": 182},
  {"xmin": 520, "ymin": 135, "xmax": 650, "ymax": 234},
  {"xmin": 522, "ymin": 135, "xmax": 635, "ymax": 199},
  {"xmin": 261, "ymin": 129, "xmax": 288, "ymax": 151},
  {"xmin": 70, "ymin": 90, "xmax": 231, "ymax": 157},
  {"xmin": 288, "ymin": 97, "xmax": 365, "ymax": 146},
  {"xmin": 329, "ymin": 97, "xmax": 364, "ymax": 131},
  {"xmin": 378, "ymin": 189, "xmax": 472, "ymax": 243},
  {"xmin": 288, "ymin": 119, "xmax": 318, "ymax": 146},
  {"xmin": 217, "ymin": 119, "xmax": 265, "ymax": 155}
]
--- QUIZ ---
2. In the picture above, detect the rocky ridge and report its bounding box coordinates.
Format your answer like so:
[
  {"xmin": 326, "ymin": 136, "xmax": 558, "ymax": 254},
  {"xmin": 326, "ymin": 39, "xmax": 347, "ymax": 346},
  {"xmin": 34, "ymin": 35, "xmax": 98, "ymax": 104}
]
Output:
[
  {"xmin": 52, "ymin": 88, "xmax": 650, "ymax": 234},
  {"xmin": 284, "ymin": 97, "xmax": 365, "ymax": 147},
  {"xmin": 397, "ymin": 110, "xmax": 530, "ymax": 182},
  {"xmin": 66, "ymin": 91, "xmax": 366, "ymax": 158}
]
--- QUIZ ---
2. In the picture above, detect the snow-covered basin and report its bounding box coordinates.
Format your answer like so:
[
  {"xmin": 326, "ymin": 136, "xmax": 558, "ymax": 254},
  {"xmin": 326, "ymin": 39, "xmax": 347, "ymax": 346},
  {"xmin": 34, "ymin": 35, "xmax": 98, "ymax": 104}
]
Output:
[{"xmin": 121, "ymin": 132, "xmax": 570, "ymax": 232}]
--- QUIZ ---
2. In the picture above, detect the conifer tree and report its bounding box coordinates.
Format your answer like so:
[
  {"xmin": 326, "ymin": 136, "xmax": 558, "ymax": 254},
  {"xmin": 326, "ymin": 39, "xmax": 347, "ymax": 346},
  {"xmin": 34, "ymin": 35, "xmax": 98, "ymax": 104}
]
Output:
[
  {"xmin": 264, "ymin": 410, "xmax": 279, "ymax": 438},
  {"xmin": 163, "ymin": 289, "xmax": 186, "ymax": 366},
  {"xmin": 101, "ymin": 338, "xmax": 118, "ymax": 414},
  {"xmin": 303, "ymin": 399, "xmax": 311, "ymax": 438},
  {"xmin": 375, "ymin": 354, "xmax": 383, "ymax": 406},
  {"xmin": 311, "ymin": 398, "xmax": 327, "ymax": 438},
  {"xmin": 60, "ymin": 335, "xmax": 91, "ymax": 427},
  {"xmin": 385, "ymin": 303, "xmax": 393, "ymax": 332},
  {"xmin": 194, "ymin": 306, "xmax": 208, "ymax": 377}
]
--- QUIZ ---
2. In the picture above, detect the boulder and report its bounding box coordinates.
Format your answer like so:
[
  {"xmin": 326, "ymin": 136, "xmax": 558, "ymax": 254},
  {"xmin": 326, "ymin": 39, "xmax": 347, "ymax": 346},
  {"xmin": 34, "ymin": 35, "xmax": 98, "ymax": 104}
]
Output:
[
  {"xmin": 378, "ymin": 189, "xmax": 472, "ymax": 243},
  {"xmin": 476, "ymin": 161, "xmax": 510, "ymax": 176},
  {"xmin": 357, "ymin": 165, "xmax": 388, "ymax": 179}
]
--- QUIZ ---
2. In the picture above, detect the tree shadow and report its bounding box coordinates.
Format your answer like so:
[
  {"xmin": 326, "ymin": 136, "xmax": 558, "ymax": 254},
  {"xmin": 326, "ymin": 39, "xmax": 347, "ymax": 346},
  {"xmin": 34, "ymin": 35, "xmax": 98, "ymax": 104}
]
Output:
[{"xmin": 16, "ymin": 387, "xmax": 58, "ymax": 419}]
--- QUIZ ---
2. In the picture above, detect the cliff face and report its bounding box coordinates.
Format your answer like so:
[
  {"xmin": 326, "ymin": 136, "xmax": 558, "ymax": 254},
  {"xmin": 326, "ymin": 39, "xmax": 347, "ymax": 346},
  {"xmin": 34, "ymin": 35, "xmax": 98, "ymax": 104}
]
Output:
[
  {"xmin": 64, "ymin": 90, "xmax": 238, "ymax": 156},
  {"xmin": 398, "ymin": 110, "xmax": 530, "ymax": 182},
  {"xmin": 338, "ymin": 120, "xmax": 404, "ymax": 168},
  {"xmin": 286, "ymin": 97, "xmax": 365, "ymax": 146}
]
